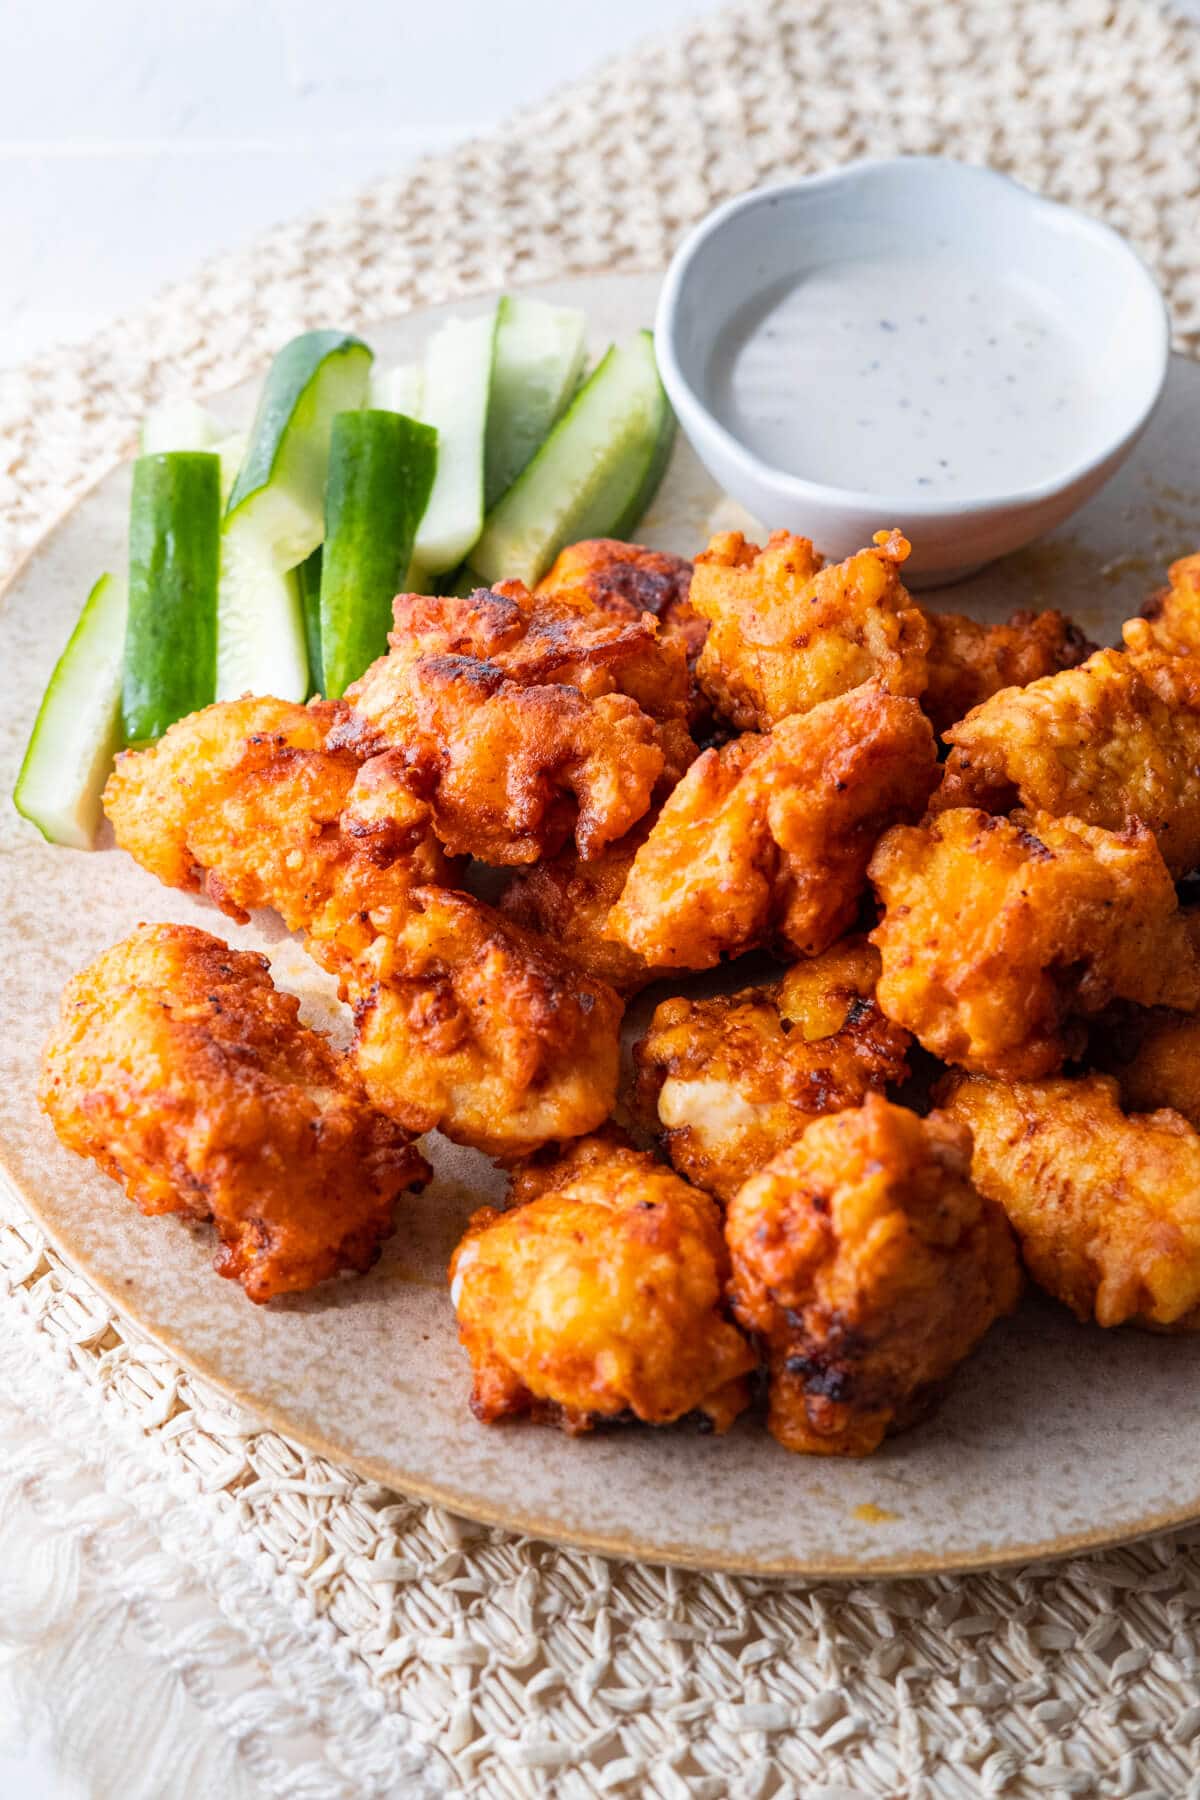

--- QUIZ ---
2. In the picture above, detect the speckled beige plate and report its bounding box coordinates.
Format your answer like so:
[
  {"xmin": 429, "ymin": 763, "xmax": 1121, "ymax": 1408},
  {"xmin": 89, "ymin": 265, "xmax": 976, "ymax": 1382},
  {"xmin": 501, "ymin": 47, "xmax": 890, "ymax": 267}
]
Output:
[{"xmin": 5, "ymin": 274, "xmax": 1200, "ymax": 1578}]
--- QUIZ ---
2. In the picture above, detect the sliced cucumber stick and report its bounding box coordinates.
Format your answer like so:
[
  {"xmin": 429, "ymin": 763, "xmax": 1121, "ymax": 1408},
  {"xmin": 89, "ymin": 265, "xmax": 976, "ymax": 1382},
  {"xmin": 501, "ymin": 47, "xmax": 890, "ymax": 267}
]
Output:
[
  {"xmin": 226, "ymin": 330, "xmax": 373, "ymax": 569},
  {"xmin": 215, "ymin": 528, "xmax": 307, "ymax": 704},
  {"xmin": 122, "ymin": 453, "xmax": 220, "ymax": 746},
  {"xmin": 413, "ymin": 311, "xmax": 497, "ymax": 575},
  {"xmin": 371, "ymin": 362, "xmax": 424, "ymax": 418},
  {"xmin": 140, "ymin": 398, "xmax": 221, "ymax": 454},
  {"xmin": 470, "ymin": 331, "xmax": 676, "ymax": 589},
  {"xmin": 212, "ymin": 431, "xmax": 249, "ymax": 507},
  {"xmin": 14, "ymin": 573, "xmax": 128, "ymax": 849},
  {"xmin": 485, "ymin": 296, "xmax": 587, "ymax": 507},
  {"xmin": 608, "ymin": 356, "xmax": 678, "ymax": 540},
  {"xmin": 320, "ymin": 410, "xmax": 437, "ymax": 699},
  {"xmin": 296, "ymin": 547, "xmax": 324, "ymax": 698},
  {"xmin": 212, "ymin": 435, "xmax": 308, "ymax": 703}
]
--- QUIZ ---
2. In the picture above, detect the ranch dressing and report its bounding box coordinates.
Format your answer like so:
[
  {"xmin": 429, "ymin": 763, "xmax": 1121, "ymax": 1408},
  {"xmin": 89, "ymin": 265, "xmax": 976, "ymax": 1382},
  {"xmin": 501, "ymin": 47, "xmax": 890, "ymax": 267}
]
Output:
[{"xmin": 705, "ymin": 252, "xmax": 1098, "ymax": 499}]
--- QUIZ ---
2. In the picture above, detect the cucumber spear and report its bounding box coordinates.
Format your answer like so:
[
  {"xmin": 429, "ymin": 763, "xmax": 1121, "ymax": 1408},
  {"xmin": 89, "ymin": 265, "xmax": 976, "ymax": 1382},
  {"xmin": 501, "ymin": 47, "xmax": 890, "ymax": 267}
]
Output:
[{"xmin": 319, "ymin": 410, "xmax": 438, "ymax": 699}]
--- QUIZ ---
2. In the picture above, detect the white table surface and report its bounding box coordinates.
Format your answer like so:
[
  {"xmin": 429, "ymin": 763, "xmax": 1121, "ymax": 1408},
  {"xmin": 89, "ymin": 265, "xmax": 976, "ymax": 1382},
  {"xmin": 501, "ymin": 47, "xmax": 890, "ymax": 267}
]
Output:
[{"xmin": 3, "ymin": 2, "xmax": 1199, "ymax": 1796}]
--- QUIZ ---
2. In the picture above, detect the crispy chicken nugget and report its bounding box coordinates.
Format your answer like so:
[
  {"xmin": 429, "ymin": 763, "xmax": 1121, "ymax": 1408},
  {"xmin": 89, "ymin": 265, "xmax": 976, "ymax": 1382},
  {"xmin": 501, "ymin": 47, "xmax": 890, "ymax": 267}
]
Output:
[
  {"xmin": 691, "ymin": 528, "xmax": 931, "ymax": 731},
  {"xmin": 449, "ymin": 1134, "xmax": 755, "ymax": 1432},
  {"xmin": 869, "ymin": 808, "xmax": 1200, "ymax": 1079},
  {"xmin": 329, "ymin": 582, "xmax": 695, "ymax": 864},
  {"xmin": 689, "ymin": 525, "xmax": 1091, "ymax": 737},
  {"xmin": 921, "ymin": 606, "xmax": 1094, "ymax": 734},
  {"xmin": 725, "ymin": 1095, "xmax": 1020, "ymax": 1456},
  {"xmin": 104, "ymin": 698, "xmax": 621, "ymax": 1160},
  {"xmin": 1124, "ymin": 551, "xmax": 1200, "ymax": 657},
  {"xmin": 607, "ymin": 682, "xmax": 939, "ymax": 970},
  {"xmin": 351, "ymin": 887, "xmax": 623, "ymax": 1162},
  {"xmin": 496, "ymin": 820, "xmax": 660, "ymax": 994},
  {"xmin": 39, "ymin": 925, "xmax": 429, "ymax": 1304},
  {"xmin": 103, "ymin": 695, "xmax": 449, "ymax": 962},
  {"xmin": 634, "ymin": 939, "xmax": 911, "ymax": 1202},
  {"xmin": 942, "ymin": 1071, "xmax": 1200, "ymax": 1328},
  {"xmin": 937, "ymin": 648, "xmax": 1200, "ymax": 875},
  {"xmin": 1092, "ymin": 1004, "xmax": 1200, "ymax": 1130},
  {"xmin": 535, "ymin": 538, "xmax": 706, "ymax": 665}
]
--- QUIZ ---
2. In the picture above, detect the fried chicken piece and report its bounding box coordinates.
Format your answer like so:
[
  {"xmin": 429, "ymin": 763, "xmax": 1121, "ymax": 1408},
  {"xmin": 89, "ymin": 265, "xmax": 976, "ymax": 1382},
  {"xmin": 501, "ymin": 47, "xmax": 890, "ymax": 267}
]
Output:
[
  {"xmin": 39, "ymin": 925, "xmax": 429, "ymax": 1303},
  {"xmin": 690, "ymin": 528, "xmax": 931, "ymax": 731},
  {"xmin": 104, "ymin": 698, "xmax": 622, "ymax": 1160},
  {"xmin": 725, "ymin": 1095, "xmax": 1019, "ymax": 1455},
  {"xmin": 921, "ymin": 607, "xmax": 1094, "ymax": 734},
  {"xmin": 449, "ymin": 1134, "xmax": 755, "ymax": 1431},
  {"xmin": 103, "ymin": 695, "xmax": 450, "ymax": 964},
  {"xmin": 536, "ymin": 538, "xmax": 711, "ymax": 734},
  {"xmin": 1124, "ymin": 551, "xmax": 1200, "ymax": 657},
  {"xmin": 536, "ymin": 538, "xmax": 706, "ymax": 665},
  {"xmin": 689, "ymin": 524, "xmax": 1093, "ymax": 737},
  {"xmin": 351, "ymin": 887, "xmax": 623, "ymax": 1162},
  {"xmin": 329, "ymin": 582, "xmax": 695, "ymax": 864},
  {"xmin": 937, "ymin": 648, "xmax": 1200, "ymax": 875},
  {"xmin": 1092, "ymin": 1006, "xmax": 1200, "ymax": 1129},
  {"xmin": 607, "ymin": 682, "xmax": 939, "ymax": 969},
  {"xmin": 869, "ymin": 808, "xmax": 1200, "ymax": 1079},
  {"xmin": 942, "ymin": 1071, "xmax": 1200, "ymax": 1328},
  {"xmin": 496, "ymin": 820, "xmax": 659, "ymax": 994},
  {"xmin": 634, "ymin": 939, "xmax": 911, "ymax": 1201}
]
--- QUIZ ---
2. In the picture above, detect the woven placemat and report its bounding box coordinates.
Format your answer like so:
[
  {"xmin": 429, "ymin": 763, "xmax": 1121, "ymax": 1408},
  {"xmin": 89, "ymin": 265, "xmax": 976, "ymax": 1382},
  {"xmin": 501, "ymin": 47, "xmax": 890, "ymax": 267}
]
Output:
[{"xmin": 5, "ymin": 2, "xmax": 1200, "ymax": 1795}]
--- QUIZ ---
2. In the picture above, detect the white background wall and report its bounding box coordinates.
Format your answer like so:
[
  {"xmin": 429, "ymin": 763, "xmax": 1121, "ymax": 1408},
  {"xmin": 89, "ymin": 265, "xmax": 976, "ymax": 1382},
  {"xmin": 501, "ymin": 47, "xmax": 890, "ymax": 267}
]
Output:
[{"xmin": 0, "ymin": 0, "xmax": 712, "ymax": 368}]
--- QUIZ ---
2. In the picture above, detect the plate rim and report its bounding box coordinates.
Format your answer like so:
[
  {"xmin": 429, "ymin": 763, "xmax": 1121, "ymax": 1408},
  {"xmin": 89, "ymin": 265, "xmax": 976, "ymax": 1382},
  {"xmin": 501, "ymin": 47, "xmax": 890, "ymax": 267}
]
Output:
[
  {"xmin": 7, "ymin": 1141, "xmax": 1198, "ymax": 1580},
  {"xmin": 5, "ymin": 277, "xmax": 1200, "ymax": 1580}
]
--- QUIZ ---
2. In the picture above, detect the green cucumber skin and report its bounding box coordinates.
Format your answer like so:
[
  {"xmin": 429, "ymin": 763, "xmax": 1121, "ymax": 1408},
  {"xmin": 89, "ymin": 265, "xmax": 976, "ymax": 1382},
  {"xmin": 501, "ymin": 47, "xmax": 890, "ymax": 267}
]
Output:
[
  {"xmin": 484, "ymin": 296, "xmax": 588, "ymax": 508},
  {"xmin": 14, "ymin": 572, "xmax": 128, "ymax": 850},
  {"xmin": 319, "ymin": 410, "xmax": 438, "ymax": 700},
  {"xmin": 296, "ymin": 546, "xmax": 324, "ymax": 698},
  {"xmin": 472, "ymin": 332, "xmax": 677, "ymax": 588},
  {"xmin": 122, "ymin": 454, "xmax": 220, "ymax": 746},
  {"xmin": 226, "ymin": 330, "xmax": 372, "ymax": 520},
  {"xmin": 414, "ymin": 311, "xmax": 498, "ymax": 576},
  {"xmin": 608, "ymin": 338, "xmax": 677, "ymax": 539}
]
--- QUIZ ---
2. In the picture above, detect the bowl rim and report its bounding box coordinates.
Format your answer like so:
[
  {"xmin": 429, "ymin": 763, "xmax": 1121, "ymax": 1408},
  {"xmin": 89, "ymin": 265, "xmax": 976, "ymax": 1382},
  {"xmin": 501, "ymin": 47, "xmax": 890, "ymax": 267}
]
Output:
[{"xmin": 654, "ymin": 155, "xmax": 1171, "ymax": 521}]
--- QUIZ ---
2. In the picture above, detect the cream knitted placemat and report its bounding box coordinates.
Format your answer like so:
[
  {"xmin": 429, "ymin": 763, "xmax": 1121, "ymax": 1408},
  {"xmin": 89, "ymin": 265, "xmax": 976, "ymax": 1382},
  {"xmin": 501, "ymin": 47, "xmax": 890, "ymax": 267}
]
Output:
[{"xmin": 5, "ymin": 3, "xmax": 1200, "ymax": 1795}]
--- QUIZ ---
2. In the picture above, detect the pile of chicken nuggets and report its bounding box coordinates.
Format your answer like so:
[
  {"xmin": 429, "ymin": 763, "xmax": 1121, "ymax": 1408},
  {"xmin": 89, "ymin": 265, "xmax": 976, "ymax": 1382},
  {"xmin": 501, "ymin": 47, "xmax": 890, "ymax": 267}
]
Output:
[{"xmin": 39, "ymin": 530, "xmax": 1200, "ymax": 1457}]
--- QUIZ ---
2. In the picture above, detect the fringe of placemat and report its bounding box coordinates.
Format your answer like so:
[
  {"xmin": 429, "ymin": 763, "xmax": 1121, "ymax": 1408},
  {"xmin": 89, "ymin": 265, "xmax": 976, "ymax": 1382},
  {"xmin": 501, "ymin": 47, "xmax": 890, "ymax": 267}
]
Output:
[
  {"xmin": 0, "ymin": 1200, "xmax": 449, "ymax": 1800},
  {"xmin": 6, "ymin": 1, "xmax": 1200, "ymax": 1795},
  {"xmin": 11, "ymin": 1168, "xmax": 1200, "ymax": 1799}
]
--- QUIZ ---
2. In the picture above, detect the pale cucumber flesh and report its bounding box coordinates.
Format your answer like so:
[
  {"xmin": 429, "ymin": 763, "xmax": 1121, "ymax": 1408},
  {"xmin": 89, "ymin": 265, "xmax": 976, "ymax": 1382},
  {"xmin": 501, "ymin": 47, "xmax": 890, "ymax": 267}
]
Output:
[
  {"xmin": 485, "ymin": 296, "xmax": 587, "ymax": 507},
  {"xmin": 14, "ymin": 573, "xmax": 128, "ymax": 850},
  {"xmin": 214, "ymin": 435, "xmax": 309, "ymax": 703},
  {"xmin": 212, "ymin": 431, "xmax": 249, "ymax": 507},
  {"xmin": 371, "ymin": 362, "xmax": 424, "ymax": 418},
  {"xmin": 226, "ymin": 331, "xmax": 373, "ymax": 569},
  {"xmin": 140, "ymin": 398, "xmax": 221, "ymax": 454},
  {"xmin": 471, "ymin": 331, "xmax": 676, "ymax": 588},
  {"xmin": 413, "ymin": 311, "xmax": 497, "ymax": 575},
  {"xmin": 215, "ymin": 525, "xmax": 308, "ymax": 702}
]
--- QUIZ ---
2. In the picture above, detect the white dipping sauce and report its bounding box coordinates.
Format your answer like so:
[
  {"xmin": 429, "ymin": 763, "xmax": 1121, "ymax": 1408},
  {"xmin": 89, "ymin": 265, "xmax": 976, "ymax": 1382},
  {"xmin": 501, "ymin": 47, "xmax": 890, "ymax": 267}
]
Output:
[{"xmin": 705, "ymin": 252, "xmax": 1098, "ymax": 499}]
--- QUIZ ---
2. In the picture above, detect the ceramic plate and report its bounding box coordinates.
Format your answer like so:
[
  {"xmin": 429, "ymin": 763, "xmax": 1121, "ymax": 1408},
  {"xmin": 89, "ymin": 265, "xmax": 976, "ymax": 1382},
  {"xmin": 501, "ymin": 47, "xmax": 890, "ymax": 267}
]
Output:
[{"xmin": 5, "ymin": 273, "xmax": 1200, "ymax": 1578}]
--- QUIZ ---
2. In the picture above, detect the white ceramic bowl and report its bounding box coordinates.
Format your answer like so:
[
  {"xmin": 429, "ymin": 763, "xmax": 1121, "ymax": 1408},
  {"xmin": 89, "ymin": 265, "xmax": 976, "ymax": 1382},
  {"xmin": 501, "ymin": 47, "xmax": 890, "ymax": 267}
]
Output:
[{"xmin": 655, "ymin": 157, "xmax": 1170, "ymax": 584}]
